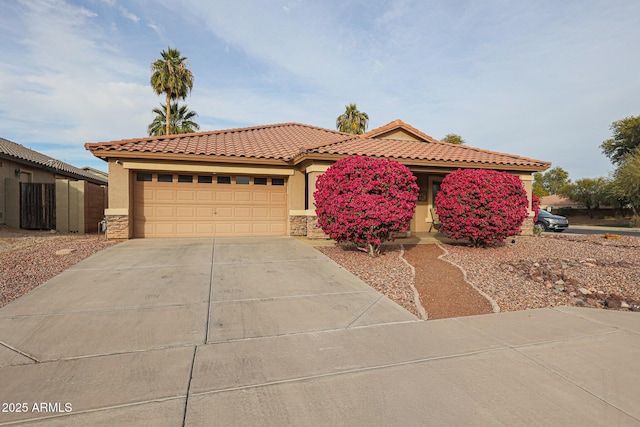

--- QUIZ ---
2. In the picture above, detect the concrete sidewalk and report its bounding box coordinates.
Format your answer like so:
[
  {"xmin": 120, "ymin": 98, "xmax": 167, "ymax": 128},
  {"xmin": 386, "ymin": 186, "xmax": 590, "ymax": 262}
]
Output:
[{"xmin": 0, "ymin": 238, "xmax": 639, "ymax": 426}]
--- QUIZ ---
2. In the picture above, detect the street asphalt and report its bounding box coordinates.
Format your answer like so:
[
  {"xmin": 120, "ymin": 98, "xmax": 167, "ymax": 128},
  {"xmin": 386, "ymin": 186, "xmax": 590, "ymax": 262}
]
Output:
[{"xmin": 0, "ymin": 237, "xmax": 638, "ymax": 426}]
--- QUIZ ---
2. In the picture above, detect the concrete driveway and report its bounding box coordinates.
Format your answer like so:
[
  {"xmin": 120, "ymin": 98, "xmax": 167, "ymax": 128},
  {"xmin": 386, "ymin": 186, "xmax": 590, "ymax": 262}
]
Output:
[{"xmin": 0, "ymin": 237, "xmax": 639, "ymax": 426}]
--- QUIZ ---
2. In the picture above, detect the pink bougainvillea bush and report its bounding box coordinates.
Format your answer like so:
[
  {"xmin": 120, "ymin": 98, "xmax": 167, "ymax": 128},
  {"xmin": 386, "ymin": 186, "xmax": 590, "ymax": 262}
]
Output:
[
  {"xmin": 314, "ymin": 155, "xmax": 419, "ymax": 256},
  {"xmin": 532, "ymin": 193, "xmax": 540, "ymax": 223},
  {"xmin": 435, "ymin": 168, "xmax": 529, "ymax": 247}
]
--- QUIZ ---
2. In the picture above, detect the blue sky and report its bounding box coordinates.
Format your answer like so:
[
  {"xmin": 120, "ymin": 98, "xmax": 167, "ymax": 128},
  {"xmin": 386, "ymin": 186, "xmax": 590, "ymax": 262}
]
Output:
[{"xmin": 1, "ymin": 0, "xmax": 639, "ymax": 179}]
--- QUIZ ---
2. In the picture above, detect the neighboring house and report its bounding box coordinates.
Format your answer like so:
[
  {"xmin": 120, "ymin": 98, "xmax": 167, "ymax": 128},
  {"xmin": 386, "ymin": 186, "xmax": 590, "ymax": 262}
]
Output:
[
  {"xmin": 84, "ymin": 121, "xmax": 550, "ymax": 239},
  {"xmin": 82, "ymin": 166, "xmax": 109, "ymax": 181},
  {"xmin": 540, "ymin": 195, "xmax": 581, "ymax": 211},
  {"xmin": 1, "ymin": 137, "xmax": 108, "ymax": 233}
]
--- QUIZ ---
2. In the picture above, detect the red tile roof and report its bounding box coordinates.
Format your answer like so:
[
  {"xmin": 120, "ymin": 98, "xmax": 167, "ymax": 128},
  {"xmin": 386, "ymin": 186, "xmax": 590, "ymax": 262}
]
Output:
[
  {"xmin": 85, "ymin": 122, "xmax": 550, "ymax": 170},
  {"xmin": 85, "ymin": 123, "xmax": 350, "ymax": 161},
  {"xmin": 360, "ymin": 119, "xmax": 441, "ymax": 143},
  {"xmin": 307, "ymin": 136, "xmax": 550, "ymax": 168}
]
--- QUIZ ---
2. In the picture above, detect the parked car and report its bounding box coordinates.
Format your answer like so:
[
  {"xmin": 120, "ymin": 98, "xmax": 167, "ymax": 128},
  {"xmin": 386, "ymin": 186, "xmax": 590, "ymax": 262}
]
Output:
[{"xmin": 535, "ymin": 209, "xmax": 569, "ymax": 232}]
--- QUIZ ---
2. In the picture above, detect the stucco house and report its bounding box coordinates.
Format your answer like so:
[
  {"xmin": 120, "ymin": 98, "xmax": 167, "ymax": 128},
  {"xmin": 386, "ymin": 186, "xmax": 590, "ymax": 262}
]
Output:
[
  {"xmin": 1, "ymin": 137, "xmax": 108, "ymax": 233},
  {"xmin": 84, "ymin": 120, "xmax": 550, "ymax": 239}
]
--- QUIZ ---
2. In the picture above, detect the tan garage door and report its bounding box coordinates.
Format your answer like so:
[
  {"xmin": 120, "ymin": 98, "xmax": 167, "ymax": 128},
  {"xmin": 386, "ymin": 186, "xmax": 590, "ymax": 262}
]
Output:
[{"xmin": 133, "ymin": 172, "xmax": 287, "ymax": 238}]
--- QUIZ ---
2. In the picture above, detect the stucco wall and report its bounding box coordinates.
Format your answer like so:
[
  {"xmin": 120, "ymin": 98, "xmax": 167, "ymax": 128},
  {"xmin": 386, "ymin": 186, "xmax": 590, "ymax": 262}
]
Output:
[{"xmin": 1, "ymin": 159, "xmax": 56, "ymax": 227}]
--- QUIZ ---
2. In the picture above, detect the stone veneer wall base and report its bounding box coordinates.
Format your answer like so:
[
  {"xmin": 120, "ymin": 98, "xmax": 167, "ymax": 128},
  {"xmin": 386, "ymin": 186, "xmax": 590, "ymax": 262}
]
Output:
[{"xmin": 106, "ymin": 215, "xmax": 129, "ymax": 240}]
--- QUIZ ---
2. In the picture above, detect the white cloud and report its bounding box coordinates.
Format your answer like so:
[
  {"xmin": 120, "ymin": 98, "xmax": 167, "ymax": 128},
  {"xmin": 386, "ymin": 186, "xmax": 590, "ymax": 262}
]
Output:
[
  {"xmin": 119, "ymin": 5, "xmax": 140, "ymax": 23},
  {"xmin": 0, "ymin": 0, "xmax": 153, "ymax": 165}
]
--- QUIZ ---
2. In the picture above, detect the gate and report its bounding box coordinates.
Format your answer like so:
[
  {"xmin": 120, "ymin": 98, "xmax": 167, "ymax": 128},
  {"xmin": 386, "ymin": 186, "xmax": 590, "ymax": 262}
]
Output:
[{"xmin": 20, "ymin": 183, "xmax": 56, "ymax": 229}]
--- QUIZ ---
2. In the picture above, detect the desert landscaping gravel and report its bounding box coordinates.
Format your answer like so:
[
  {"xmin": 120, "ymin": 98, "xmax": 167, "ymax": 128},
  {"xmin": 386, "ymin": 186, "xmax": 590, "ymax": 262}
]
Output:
[
  {"xmin": 443, "ymin": 234, "xmax": 640, "ymax": 312},
  {"xmin": 0, "ymin": 228, "xmax": 118, "ymax": 308},
  {"xmin": 321, "ymin": 233, "xmax": 640, "ymax": 318}
]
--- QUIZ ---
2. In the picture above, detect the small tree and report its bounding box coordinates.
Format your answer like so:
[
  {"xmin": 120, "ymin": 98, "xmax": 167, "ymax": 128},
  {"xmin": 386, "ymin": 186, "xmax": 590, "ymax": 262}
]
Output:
[
  {"xmin": 610, "ymin": 147, "xmax": 640, "ymax": 219},
  {"xmin": 435, "ymin": 169, "xmax": 529, "ymax": 247},
  {"xmin": 441, "ymin": 133, "xmax": 466, "ymax": 145},
  {"xmin": 560, "ymin": 177, "xmax": 609, "ymax": 219},
  {"xmin": 601, "ymin": 115, "xmax": 640, "ymax": 166},
  {"xmin": 314, "ymin": 156, "xmax": 419, "ymax": 256}
]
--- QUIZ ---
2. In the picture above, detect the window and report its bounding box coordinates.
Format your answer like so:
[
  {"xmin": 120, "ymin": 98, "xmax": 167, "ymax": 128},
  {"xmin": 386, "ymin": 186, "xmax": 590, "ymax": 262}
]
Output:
[
  {"xmin": 254, "ymin": 177, "xmax": 268, "ymax": 185},
  {"xmin": 272, "ymin": 178, "xmax": 285, "ymax": 186},
  {"xmin": 236, "ymin": 176, "xmax": 250, "ymax": 185},
  {"xmin": 178, "ymin": 174, "xmax": 193, "ymax": 183},
  {"xmin": 158, "ymin": 174, "xmax": 173, "ymax": 182},
  {"xmin": 136, "ymin": 172, "xmax": 152, "ymax": 182},
  {"xmin": 198, "ymin": 175, "xmax": 213, "ymax": 184},
  {"xmin": 217, "ymin": 176, "xmax": 231, "ymax": 184}
]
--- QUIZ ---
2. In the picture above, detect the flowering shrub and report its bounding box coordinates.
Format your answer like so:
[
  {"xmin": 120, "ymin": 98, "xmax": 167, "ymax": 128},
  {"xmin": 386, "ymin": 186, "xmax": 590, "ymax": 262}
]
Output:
[
  {"xmin": 314, "ymin": 155, "xmax": 419, "ymax": 256},
  {"xmin": 435, "ymin": 169, "xmax": 529, "ymax": 247},
  {"xmin": 532, "ymin": 193, "xmax": 540, "ymax": 223}
]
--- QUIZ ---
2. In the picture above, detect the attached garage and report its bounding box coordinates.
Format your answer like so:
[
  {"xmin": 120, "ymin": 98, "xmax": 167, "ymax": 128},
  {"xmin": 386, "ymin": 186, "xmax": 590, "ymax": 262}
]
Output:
[{"xmin": 132, "ymin": 171, "xmax": 287, "ymax": 238}]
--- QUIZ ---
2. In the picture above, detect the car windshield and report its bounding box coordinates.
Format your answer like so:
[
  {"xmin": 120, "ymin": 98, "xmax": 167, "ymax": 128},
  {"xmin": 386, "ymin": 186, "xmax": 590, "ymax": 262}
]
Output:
[{"xmin": 538, "ymin": 209, "xmax": 552, "ymax": 217}]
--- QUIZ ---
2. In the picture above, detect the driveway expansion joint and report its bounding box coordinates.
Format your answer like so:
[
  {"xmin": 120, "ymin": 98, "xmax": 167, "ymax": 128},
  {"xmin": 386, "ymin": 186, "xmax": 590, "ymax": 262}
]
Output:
[{"xmin": 0, "ymin": 340, "xmax": 39, "ymax": 363}]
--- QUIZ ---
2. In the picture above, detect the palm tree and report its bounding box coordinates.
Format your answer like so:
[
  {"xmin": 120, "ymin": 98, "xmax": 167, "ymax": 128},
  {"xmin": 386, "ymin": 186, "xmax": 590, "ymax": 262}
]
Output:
[
  {"xmin": 336, "ymin": 103, "xmax": 369, "ymax": 135},
  {"xmin": 150, "ymin": 47, "xmax": 194, "ymax": 135},
  {"xmin": 148, "ymin": 103, "xmax": 200, "ymax": 136}
]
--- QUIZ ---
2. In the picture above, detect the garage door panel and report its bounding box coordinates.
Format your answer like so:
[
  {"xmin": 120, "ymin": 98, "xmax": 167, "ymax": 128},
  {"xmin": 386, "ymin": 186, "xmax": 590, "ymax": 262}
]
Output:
[
  {"xmin": 271, "ymin": 193, "xmax": 286, "ymax": 203},
  {"xmin": 156, "ymin": 206, "xmax": 176, "ymax": 218},
  {"xmin": 196, "ymin": 207, "xmax": 213, "ymax": 218},
  {"xmin": 216, "ymin": 191, "xmax": 233, "ymax": 202},
  {"xmin": 176, "ymin": 223, "xmax": 196, "ymax": 235},
  {"xmin": 196, "ymin": 223, "xmax": 214, "ymax": 234},
  {"xmin": 143, "ymin": 189, "xmax": 155, "ymax": 200},
  {"xmin": 177, "ymin": 206, "xmax": 195, "ymax": 218},
  {"xmin": 270, "ymin": 223, "xmax": 286, "ymax": 234},
  {"xmin": 134, "ymin": 173, "xmax": 287, "ymax": 238},
  {"xmin": 215, "ymin": 207, "xmax": 233, "ymax": 219},
  {"xmin": 234, "ymin": 191, "xmax": 251, "ymax": 202},
  {"xmin": 177, "ymin": 190, "xmax": 195, "ymax": 201},
  {"xmin": 233, "ymin": 224, "xmax": 252, "ymax": 234},
  {"xmin": 214, "ymin": 223, "xmax": 233, "ymax": 235},
  {"xmin": 156, "ymin": 190, "xmax": 175, "ymax": 201},
  {"xmin": 253, "ymin": 192, "xmax": 269, "ymax": 202},
  {"xmin": 234, "ymin": 207, "xmax": 251, "ymax": 218},
  {"xmin": 196, "ymin": 191, "xmax": 214, "ymax": 201},
  {"xmin": 252, "ymin": 207, "xmax": 269, "ymax": 218}
]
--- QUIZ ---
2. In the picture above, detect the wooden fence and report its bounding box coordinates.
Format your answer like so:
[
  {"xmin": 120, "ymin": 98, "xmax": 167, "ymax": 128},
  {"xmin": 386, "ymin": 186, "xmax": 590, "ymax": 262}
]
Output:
[{"xmin": 20, "ymin": 183, "xmax": 56, "ymax": 229}]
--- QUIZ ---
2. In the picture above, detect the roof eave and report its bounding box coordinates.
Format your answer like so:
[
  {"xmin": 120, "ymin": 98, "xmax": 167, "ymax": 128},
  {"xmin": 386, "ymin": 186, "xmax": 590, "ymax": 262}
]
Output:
[
  {"xmin": 89, "ymin": 150, "xmax": 293, "ymax": 166},
  {"xmin": 295, "ymin": 152, "xmax": 550, "ymax": 172}
]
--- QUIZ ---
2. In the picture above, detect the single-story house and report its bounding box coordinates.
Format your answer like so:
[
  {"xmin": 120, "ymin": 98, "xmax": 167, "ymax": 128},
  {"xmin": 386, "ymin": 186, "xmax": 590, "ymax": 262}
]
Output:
[
  {"xmin": 84, "ymin": 120, "xmax": 550, "ymax": 239},
  {"xmin": 1, "ymin": 137, "xmax": 108, "ymax": 233},
  {"xmin": 540, "ymin": 195, "xmax": 582, "ymax": 211}
]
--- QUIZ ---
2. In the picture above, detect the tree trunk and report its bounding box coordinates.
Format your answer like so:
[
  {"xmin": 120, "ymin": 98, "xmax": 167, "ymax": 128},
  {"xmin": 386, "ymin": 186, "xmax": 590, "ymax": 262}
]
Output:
[{"xmin": 165, "ymin": 92, "xmax": 171, "ymax": 135}]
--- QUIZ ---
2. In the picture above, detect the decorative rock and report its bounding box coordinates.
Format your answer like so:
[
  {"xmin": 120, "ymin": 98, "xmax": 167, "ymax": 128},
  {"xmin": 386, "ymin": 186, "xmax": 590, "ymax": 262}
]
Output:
[
  {"xmin": 606, "ymin": 298, "xmax": 622, "ymax": 309},
  {"xmin": 578, "ymin": 288, "xmax": 591, "ymax": 295},
  {"xmin": 555, "ymin": 279, "xmax": 565, "ymax": 286},
  {"xmin": 621, "ymin": 301, "xmax": 630, "ymax": 309},
  {"xmin": 55, "ymin": 248, "xmax": 76, "ymax": 256}
]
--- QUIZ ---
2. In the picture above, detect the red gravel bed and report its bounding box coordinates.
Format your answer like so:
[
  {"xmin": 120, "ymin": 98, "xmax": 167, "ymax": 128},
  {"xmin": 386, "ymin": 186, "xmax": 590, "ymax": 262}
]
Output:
[
  {"xmin": 0, "ymin": 233, "xmax": 118, "ymax": 308},
  {"xmin": 403, "ymin": 244, "xmax": 493, "ymax": 319}
]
